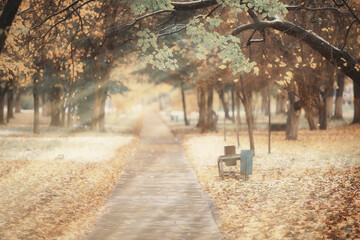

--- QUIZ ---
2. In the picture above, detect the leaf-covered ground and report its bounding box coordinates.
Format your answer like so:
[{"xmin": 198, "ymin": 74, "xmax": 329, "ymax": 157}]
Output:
[
  {"xmin": 0, "ymin": 135, "xmax": 139, "ymax": 239},
  {"xmin": 183, "ymin": 125, "xmax": 360, "ymax": 239},
  {"xmin": 0, "ymin": 136, "xmax": 134, "ymax": 162}
]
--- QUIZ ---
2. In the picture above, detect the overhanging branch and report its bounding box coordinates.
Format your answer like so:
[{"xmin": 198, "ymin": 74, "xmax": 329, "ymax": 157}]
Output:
[
  {"xmin": 232, "ymin": 20, "xmax": 360, "ymax": 83},
  {"xmin": 171, "ymin": 0, "xmax": 217, "ymax": 10}
]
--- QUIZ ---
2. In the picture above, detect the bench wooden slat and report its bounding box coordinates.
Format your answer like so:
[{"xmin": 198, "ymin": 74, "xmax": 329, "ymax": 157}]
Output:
[{"xmin": 218, "ymin": 155, "xmax": 241, "ymax": 162}]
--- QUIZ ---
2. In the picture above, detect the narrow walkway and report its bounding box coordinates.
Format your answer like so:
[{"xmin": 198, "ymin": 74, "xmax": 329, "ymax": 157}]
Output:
[{"xmin": 87, "ymin": 111, "xmax": 222, "ymax": 240}]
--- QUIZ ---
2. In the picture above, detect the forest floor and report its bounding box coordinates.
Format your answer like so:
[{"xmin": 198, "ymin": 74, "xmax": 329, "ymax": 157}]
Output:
[
  {"xmin": 181, "ymin": 126, "xmax": 360, "ymax": 239},
  {"xmin": 0, "ymin": 111, "xmax": 141, "ymax": 239}
]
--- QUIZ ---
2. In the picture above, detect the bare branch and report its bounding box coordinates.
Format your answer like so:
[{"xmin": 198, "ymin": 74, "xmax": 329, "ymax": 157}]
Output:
[
  {"xmin": 341, "ymin": 0, "xmax": 360, "ymax": 23},
  {"xmin": 32, "ymin": 0, "xmax": 94, "ymax": 30},
  {"xmin": 39, "ymin": 0, "xmax": 94, "ymax": 38},
  {"xmin": 341, "ymin": 19, "xmax": 356, "ymax": 50},
  {"xmin": 171, "ymin": 0, "xmax": 217, "ymax": 11}
]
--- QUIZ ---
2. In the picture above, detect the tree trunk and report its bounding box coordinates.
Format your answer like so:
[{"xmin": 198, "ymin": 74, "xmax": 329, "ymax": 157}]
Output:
[
  {"xmin": 333, "ymin": 72, "xmax": 345, "ymax": 120},
  {"xmin": 319, "ymin": 92, "xmax": 328, "ymax": 130},
  {"xmin": 262, "ymin": 90, "xmax": 269, "ymax": 115},
  {"xmin": 231, "ymin": 87, "xmax": 235, "ymax": 121},
  {"xmin": 198, "ymin": 87, "xmax": 207, "ymax": 132},
  {"xmin": 98, "ymin": 88, "xmax": 107, "ymax": 132},
  {"xmin": 67, "ymin": 102, "xmax": 73, "ymax": 128},
  {"xmin": 181, "ymin": 84, "xmax": 189, "ymax": 126},
  {"xmin": 15, "ymin": 89, "xmax": 21, "ymax": 113},
  {"xmin": 235, "ymin": 89, "xmax": 241, "ymax": 147},
  {"xmin": 286, "ymin": 92, "xmax": 301, "ymax": 140},
  {"xmin": 235, "ymin": 90, "xmax": 241, "ymax": 125},
  {"xmin": 50, "ymin": 87, "xmax": 61, "ymax": 126},
  {"xmin": 304, "ymin": 104, "xmax": 317, "ymax": 130},
  {"xmin": 218, "ymin": 89, "xmax": 231, "ymax": 120},
  {"xmin": 0, "ymin": 82, "xmax": 9, "ymax": 125},
  {"xmin": 0, "ymin": 93, "xmax": 5, "ymax": 124},
  {"xmin": 33, "ymin": 77, "xmax": 40, "ymax": 134},
  {"xmin": 206, "ymin": 85, "xmax": 214, "ymax": 130},
  {"xmin": 6, "ymin": 86, "xmax": 14, "ymax": 121},
  {"xmin": 242, "ymin": 93, "xmax": 255, "ymax": 153},
  {"xmin": 318, "ymin": 102, "xmax": 327, "ymax": 130},
  {"xmin": 352, "ymin": 80, "xmax": 360, "ymax": 124},
  {"xmin": 99, "ymin": 99, "xmax": 106, "ymax": 132},
  {"xmin": 60, "ymin": 102, "xmax": 65, "ymax": 127},
  {"xmin": 92, "ymin": 85, "xmax": 100, "ymax": 131}
]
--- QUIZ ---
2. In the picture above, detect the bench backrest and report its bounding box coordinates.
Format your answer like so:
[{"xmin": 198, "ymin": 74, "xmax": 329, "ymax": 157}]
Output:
[{"xmin": 224, "ymin": 145, "xmax": 236, "ymax": 156}]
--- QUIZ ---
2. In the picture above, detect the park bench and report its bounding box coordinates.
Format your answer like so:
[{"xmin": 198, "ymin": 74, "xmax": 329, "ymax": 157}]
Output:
[{"xmin": 218, "ymin": 146, "xmax": 253, "ymax": 180}]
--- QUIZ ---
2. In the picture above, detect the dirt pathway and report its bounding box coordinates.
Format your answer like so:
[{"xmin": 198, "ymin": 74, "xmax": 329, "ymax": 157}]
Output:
[{"xmin": 87, "ymin": 111, "xmax": 222, "ymax": 240}]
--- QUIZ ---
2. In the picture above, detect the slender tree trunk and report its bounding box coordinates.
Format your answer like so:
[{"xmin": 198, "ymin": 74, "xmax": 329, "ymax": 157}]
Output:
[
  {"xmin": 231, "ymin": 87, "xmax": 235, "ymax": 121},
  {"xmin": 6, "ymin": 87, "xmax": 14, "ymax": 121},
  {"xmin": 198, "ymin": 87, "xmax": 207, "ymax": 132},
  {"xmin": 206, "ymin": 84, "xmax": 214, "ymax": 130},
  {"xmin": 319, "ymin": 92, "xmax": 328, "ymax": 130},
  {"xmin": 304, "ymin": 104, "xmax": 317, "ymax": 130},
  {"xmin": 352, "ymin": 80, "xmax": 360, "ymax": 124},
  {"xmin": 98, "ymin": 88, "xmax": 107, "ymax": 132},
  {"xmin": 181, "ymin": 84, "xmax": 189, "ymax": 126},
  {"xmin": 0, "ymin": 82, "xmax": 9, "ymax": 124},
  {"xmin": 235, "ymin": 89, "xmax": 241, "ymax": 147},
  {"xmin": 242, "ymin": 94, "xmax": 255, "ymax": 153},
  {"xmin": 318, "ymin": 102, "xmax": 327, "ymax": 129},
  {"xmin": 67, "ymin": 102, "xmax": 73, "ymax": 128},
  {"xmin": 99, "ymin": 99, "xmax": 106, "ymax": 132},
  {"xmin": 0, "ymin": 93, "xmax": 5, "ymax": 124},
  {"xmin": 235, "ymin": 90, "xmax": 241, "ymax": 125},
  {"xmin": 286, "ymin": 92, "xmax": 301, "ymax": 140},
  {"xmin": 92, "ymin": 84, "xmax": 100, "ymax": 131},
  {"xmin": 15, "ymin": 89, "xmax": 21, "ymax": 113},
  {"xmin": 218, "ymin": 89, "xmax": 231, "ymax": 120},
  {"xmin": 239, "ymin": 76, "xmax": 255, "ymax": 153},
  {"xmin": 60, "ymin": 102, "xmax": 65, "ymax": 127},
  {"xmin": 33, "ymin": 77, "xmax": 40, "ymax": 134},
  {"xmin": 50, "ymin": 87, "xmax": 61, "ymax": 126}
]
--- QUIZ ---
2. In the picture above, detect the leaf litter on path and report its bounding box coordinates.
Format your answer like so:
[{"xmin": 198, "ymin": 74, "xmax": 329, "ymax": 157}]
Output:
[
  {"xmin": 183, "ymin": 125, "xmax": 360, "ymax": 239},
  {"xmin": 0, "ymin": 135, "xmax": 139, "ymax": 239}
]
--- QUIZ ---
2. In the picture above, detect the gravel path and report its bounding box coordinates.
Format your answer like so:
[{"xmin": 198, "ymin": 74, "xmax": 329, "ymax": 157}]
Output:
[{"xmin": 87, "ymin": 111, "xmax": 222, "ymax": 240}]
